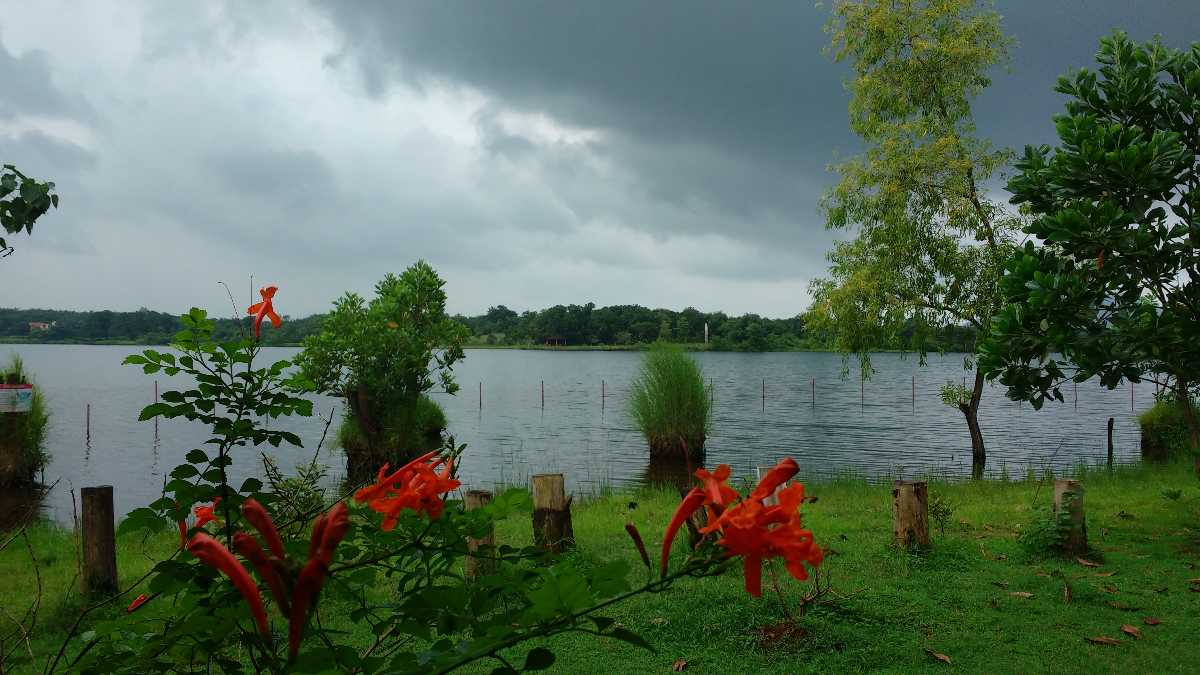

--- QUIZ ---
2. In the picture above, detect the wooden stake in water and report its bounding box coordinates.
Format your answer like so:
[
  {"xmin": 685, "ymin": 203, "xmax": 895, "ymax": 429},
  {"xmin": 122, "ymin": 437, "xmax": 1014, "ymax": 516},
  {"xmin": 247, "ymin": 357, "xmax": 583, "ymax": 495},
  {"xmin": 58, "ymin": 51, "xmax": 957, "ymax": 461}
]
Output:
[
  {"xmin": 479, "ymin": 381, "xmax": 482, "ymax": 410},
  {"xmin": 601, "ymin": 379, "xmax": 606, "ymax": 412},
  {"xmin": 1074, "ymin": 379, "xmax": 1078, "ymax": 409},
  {"xmin": 860, "ymin": 372, "xmax": 865, "ymax": 410},
  {"xmin": 86, "ymin": 403, "xmax": 91, "ymax": 443},
  {"xmin": 1107, "ymin": 417, "xmax": 1114, "ymax": 469},
  {"xmin": 154, "ymin": 381, "xmax": 159, "ymax": 437},
  {"xmin": 811, "ymin": 376, "xmax": 815, "ymax": 408},
  {"xmin": 1131, "ymin": 380, "xmax": 1134, "ymax": 412},
  {"xmin": 762, "ymin": 378, "xmax": 765, "ymax": 412},
  {"xmin": 912, "ymin": 375, "xmax": 915, "ymax": 412},
  {"xmin": 710, "ymin": 377, "xmax": 714, "ymax": 403},
  {"xmin": 541, "ymin": 380, "xmax": 544, "ymax": 409}
]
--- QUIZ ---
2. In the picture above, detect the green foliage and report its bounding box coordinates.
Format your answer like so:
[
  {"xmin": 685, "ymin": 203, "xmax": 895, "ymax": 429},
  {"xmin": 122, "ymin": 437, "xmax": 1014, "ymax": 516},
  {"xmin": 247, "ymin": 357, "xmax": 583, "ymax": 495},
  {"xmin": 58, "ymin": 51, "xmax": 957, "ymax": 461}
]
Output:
[
  {"xmin": 628, "ymin": 344, "xmax": 710, "ymax": 457},
  {"xmin": 1018, "ymin": 498, "xmax": 1075, "ymax": 557},
  {"xmin": 261, "ymin": 452, "xmax": 328, "ymax": 524},
  {"xmin": 928, "ymin": 492, "xmax": 955, "ymax": 537},
  {"xmin": 980, "ymin": 32, "xmax": 1200, "ymax": 453},
  {"xmin": 0, "ymin": 163, "xmax": 58, "ymax": 258},
  {"xmin": 1138, "ymin": 400, "xmax": 1199, "ymax": 460},
  {"xmin": 0, "ymin": 354, "xmax": 49, "ymax": 482},
  {"xmin": 295, "ymin": 261, "xmax": 467, "ymax": 466},
  {"xmin": 334, "ymin": 393, "xmax": 447, "ymax": 459},
  {"xmin": 810, "ymin": 0, "xmax": 1019, "ymax": 375}
]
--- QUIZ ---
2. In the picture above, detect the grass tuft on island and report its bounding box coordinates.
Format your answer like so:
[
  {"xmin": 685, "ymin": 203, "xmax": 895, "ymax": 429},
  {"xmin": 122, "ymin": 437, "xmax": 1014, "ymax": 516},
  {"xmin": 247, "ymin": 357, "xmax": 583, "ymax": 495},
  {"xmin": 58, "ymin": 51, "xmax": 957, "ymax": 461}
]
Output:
[{"xmin": 3, "ymin": 460, "xmax": 1199, "ymax": 673}]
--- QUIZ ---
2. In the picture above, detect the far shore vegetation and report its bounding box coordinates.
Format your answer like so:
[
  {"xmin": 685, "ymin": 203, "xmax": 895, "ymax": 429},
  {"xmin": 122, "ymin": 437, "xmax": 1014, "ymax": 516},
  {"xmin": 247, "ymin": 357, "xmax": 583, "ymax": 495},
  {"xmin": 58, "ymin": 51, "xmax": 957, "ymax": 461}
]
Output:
[{"xmin": 0, "ymin": 305, "xmax": 977, "ymax": 353}]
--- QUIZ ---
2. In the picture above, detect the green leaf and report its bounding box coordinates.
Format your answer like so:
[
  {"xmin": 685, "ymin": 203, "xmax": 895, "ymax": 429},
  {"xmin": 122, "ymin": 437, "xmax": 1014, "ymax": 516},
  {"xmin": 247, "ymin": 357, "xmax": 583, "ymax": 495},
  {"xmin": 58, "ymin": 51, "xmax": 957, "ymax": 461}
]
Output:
[
  {"xmin": 186, "ymin": 449, "xmax": 208, "ymax": 464},
  {"xmin": 170, "ymin": 464, "xmax": 199, "ymax": 479}
]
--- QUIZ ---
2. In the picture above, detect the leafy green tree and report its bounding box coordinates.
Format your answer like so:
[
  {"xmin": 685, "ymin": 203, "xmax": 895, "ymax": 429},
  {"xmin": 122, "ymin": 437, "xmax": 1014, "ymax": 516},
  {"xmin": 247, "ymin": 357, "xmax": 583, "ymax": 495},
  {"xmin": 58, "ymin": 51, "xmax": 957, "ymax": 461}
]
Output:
[
  {"xmin": 980, "ymin": 32, "xmax": 1200, "ymax": 474},
  {"xmin": 0, "ymin": 164, "xmax": 58, "ymax": 258},
  {"xmin": 808, "ymin": 0, "xmax": 1019, "ymax": 477},
  {"xmin": 295, "ymin": 261, "xmax": 468, "ymax": 479}
]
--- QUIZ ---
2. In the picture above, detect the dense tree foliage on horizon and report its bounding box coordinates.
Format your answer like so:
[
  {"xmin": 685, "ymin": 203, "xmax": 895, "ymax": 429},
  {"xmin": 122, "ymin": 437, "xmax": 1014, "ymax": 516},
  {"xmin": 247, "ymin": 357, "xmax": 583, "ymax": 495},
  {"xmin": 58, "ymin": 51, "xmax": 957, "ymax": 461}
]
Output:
[
  {"xmin": 808, "ymin": 0, "xmax": 1019, "ymax": 478},
  {"xmin": 981, "ymin": 32, "xmax": 1200, "ymax": 471},
  {"xmin": 0, "ymin": 303, "xmax": 977, "ymax": 352},
  {"xmin": 0, "ymin": 164, "xmax": 58, "ymax": 258}
]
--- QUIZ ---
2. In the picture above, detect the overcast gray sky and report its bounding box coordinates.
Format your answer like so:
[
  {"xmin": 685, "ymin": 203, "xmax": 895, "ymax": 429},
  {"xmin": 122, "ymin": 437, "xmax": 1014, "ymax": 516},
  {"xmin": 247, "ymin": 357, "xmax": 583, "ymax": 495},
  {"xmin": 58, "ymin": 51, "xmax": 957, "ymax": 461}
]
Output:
[{"xmin": 2, "ymin": 1, "xmax": 1197, "ymax": 318}]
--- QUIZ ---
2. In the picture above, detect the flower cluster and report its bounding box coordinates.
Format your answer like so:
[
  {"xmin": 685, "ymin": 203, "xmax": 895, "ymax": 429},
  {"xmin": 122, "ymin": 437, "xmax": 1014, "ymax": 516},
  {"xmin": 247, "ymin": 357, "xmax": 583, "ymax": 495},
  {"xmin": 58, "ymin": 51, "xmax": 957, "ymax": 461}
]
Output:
[
  {"xmin": 187, "ymin": 499, "xmax": 350, "ymax": 660},
  {"xmin": 354, "ymin": 449, "xmax": 461, "ymax": 529},
  {"xmin": 176, "ymin": 497, "xmax": 221, "ymax": 548},
  {"xmin": 661, "ymin": 458, "xmax": 823, "ymax": 597}
]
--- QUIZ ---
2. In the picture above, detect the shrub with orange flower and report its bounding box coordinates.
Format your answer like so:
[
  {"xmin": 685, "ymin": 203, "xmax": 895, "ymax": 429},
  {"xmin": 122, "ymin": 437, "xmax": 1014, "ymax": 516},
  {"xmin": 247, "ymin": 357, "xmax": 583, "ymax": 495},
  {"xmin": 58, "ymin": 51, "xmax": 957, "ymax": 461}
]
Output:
[
  {"xmin": 187, "ymin": 498, "xmax": 350, "ymax": 661},
  {"xmin": 660, "ymin": 457, "xmax": 822, "ymax": 597}
]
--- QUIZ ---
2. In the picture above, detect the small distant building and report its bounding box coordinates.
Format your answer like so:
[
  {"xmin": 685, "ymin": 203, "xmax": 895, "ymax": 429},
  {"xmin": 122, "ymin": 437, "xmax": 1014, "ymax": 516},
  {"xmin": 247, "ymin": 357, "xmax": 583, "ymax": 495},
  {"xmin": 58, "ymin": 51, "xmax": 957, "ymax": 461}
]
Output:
[
  {"xmin": 28, "ymin": 321, "xmax": 54, "ymax": 333},
  {"xmin": 543, "ymin": 337, "xmax": 565, "ymax": 347}
]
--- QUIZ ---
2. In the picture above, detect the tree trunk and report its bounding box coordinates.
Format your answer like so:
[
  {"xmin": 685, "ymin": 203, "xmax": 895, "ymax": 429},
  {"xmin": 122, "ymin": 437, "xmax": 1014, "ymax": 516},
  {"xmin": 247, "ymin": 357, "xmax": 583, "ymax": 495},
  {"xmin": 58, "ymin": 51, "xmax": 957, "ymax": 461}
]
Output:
[
  {"xmin": 958, "ymin": 369, "xmax": 986, "ymax": 479},
  {"xmin": 891, "ymin": 480, "xmax": 930, "ymax": 548},
  {"xmin": 1175, "ymin": 376, "xmax": 1200, "ymax": 477}
]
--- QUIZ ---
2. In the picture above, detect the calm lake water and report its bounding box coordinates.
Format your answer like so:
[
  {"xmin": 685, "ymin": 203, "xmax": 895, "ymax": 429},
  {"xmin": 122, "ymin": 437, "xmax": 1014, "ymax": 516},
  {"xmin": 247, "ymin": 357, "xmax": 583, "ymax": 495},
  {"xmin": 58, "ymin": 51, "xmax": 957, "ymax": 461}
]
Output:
[{"xmin": 3, "ymin": 344, "xmax": 1154, "ymax": 525}]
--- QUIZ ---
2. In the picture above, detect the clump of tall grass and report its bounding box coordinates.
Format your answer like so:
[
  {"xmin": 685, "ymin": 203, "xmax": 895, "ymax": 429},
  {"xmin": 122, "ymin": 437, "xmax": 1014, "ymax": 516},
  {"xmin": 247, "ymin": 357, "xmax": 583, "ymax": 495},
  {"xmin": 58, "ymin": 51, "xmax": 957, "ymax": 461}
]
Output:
[
  {"xmin": 628, "ymin": 344, "xmax": 709, "ymax": 459},
  {"xmin": 1, "ymin": 355, "xmax": 50, "ymax": 485}
]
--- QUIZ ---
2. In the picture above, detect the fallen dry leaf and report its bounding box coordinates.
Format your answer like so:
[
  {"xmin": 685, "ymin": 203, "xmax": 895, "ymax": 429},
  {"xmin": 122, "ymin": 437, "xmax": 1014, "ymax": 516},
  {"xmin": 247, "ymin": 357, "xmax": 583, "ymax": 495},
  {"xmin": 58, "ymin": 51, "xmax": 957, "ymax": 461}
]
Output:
[
  {"xmin": 1120, "ymin": 625, "xmax": 1142, "ymax": 640},
  {"xmin": 1103, "ymin": 585, "xmax": 1119, "ymax": 594},
  {"xmin": 1152, "ymin": 586, "xmax": 1169, "ymax": 594},
  {"xmin": 991, "ymin": 581, "xmax": 1010, "ymax": 589},
  {"xmin": 1085, "ymin": 636, "xmax": 1121, "ymax": 646},
  {"xmin": 1076, "ymin": 557, "xmax": 1101, "ymax": 568},
  {"xmin": 672, "ymin": 658, "xmax": 689, "ymax": 672},
  {"xmin": 650, "ymin": 617, "xmax": 668, "ymax": 627},
  {"xmin": 1188, "ymin": 578, "xmax": 1200, "ymax": 585},
  {"xmin": 1094, "ymin": 571, "xmax": 1117, "ymax": 577},
  {"xmin": 1143, "ymin": 617, "xmax": 1162, "ymax": 626},
  {"xmin": 924, "ymin": 648, "xmax": 952, "ymax": 664},
  {"xmin": 1062, "ymin": 582, "xmax": 1073, "ymax": 604},
  {"xmin": 1009, "ymin": 591, "xmax": 1034, "ymax": 599}
]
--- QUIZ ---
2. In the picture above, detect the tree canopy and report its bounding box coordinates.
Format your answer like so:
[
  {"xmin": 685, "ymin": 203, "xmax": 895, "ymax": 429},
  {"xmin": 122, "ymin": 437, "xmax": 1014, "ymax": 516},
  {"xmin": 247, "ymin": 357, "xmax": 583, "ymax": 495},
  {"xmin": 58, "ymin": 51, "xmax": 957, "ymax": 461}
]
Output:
[{"xmin": 980, "ymin": 32, "xmax": 1200, "ymax": 458}]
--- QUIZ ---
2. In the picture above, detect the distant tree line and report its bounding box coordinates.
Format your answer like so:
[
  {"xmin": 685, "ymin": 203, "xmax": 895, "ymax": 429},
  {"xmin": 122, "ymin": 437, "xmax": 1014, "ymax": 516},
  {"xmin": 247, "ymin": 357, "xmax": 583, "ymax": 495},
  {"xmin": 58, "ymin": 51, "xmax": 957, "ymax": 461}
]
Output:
[
  {"xmin": 451, "ymin": 303, "xmax": 976, "ymax": 352},
  {"xmin": 0, "ymin": 304, "xmax": 978, "ymax": 352},
  {"xmin": 0, "ymin": 307, "xmax": 322, "ymax": 346}
]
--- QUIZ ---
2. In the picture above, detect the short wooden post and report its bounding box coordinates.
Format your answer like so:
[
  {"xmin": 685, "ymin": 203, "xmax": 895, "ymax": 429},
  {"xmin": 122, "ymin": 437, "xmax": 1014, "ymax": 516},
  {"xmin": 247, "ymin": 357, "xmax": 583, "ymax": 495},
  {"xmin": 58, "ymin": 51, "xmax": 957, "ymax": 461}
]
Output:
[
  {"xmin": 81, "ymin": 486, "xmax": 118, "ymax": 596},
  {"xmin": 464, "ymin": 490, "xmax": 495, "ymax": 581},
  {"xmin": 531, "ymin": 474, "xmax": 573, "ymax": 553},
  {"xmin": 1106, "ymin": 417, "xmax": 1114, "ymax": 469},
  {"xmin": 1053, "ymin": 479, "xmax": 1087, "ymax": 553},
  {"xmin": 891, "ymin": 480, "xmax": 930, "ymax": 548}
]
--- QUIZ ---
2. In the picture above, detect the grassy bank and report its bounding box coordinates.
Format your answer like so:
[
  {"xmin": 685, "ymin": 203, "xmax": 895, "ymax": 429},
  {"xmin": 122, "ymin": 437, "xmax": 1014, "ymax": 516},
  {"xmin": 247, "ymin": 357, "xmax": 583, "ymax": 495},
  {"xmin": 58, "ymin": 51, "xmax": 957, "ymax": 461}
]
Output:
[{"xmin": 3, "ymin": 461, "xmax": 1198, "ymax": 673}]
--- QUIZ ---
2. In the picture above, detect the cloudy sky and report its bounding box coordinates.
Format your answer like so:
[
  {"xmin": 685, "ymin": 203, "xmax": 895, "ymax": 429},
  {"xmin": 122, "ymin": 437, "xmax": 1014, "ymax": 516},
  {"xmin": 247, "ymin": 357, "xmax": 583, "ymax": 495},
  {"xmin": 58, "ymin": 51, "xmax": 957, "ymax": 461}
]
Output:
[{"xmin": 2, "ymin": 1, "xmax": 1197, "ymax": 319}]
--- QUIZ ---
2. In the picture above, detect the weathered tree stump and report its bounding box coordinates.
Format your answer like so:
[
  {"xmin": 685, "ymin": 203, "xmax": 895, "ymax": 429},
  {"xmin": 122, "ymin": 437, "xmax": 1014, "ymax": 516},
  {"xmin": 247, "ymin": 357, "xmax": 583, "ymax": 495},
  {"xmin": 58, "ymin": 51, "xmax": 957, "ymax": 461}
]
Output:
[
  {"xmin": 464, "ymin": 490, "xmax": 495, "ymax": 581},
  {"xmin": 1052, "ymin": 479, "xmax": 1087, "ymax": 554},
  {"xmin": 81, "ymin": 485, "xmax": 118, "ymax": 596},
  {"xmin": 531, "ymin": 474, "xmax": 574, "ymax": 553},
  {"xmin": 891, "ymin": 480, "xmax": 930, "ymax": 548}
]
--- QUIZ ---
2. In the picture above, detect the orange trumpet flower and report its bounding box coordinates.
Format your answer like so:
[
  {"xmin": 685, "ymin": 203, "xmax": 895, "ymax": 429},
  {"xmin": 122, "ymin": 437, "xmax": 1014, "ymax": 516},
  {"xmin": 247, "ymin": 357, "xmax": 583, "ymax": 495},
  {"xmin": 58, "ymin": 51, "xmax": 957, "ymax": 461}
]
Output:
[{"xmin": 246, "ymin": 285, "xmax": 282, "ymax": 339}]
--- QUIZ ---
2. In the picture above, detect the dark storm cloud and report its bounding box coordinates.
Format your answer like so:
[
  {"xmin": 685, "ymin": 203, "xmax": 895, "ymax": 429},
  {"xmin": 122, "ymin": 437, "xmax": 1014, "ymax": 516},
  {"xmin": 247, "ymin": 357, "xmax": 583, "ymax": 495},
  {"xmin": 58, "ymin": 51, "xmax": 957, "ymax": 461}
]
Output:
[
  {"xmin": 0, "ymin": 40, "xmax": 89, "ymax": 120},
  {"xmin": 318, "ymin": 0, "xmax": 1200, "ymax": 205}
]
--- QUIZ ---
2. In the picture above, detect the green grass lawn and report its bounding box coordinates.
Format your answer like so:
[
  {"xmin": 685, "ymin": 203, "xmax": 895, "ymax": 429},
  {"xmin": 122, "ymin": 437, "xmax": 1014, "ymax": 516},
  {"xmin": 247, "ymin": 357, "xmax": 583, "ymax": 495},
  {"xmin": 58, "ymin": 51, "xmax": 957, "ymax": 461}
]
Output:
[{"xmin": 3, "ymin": 460, "xmax": 1199, "ymax": 673}]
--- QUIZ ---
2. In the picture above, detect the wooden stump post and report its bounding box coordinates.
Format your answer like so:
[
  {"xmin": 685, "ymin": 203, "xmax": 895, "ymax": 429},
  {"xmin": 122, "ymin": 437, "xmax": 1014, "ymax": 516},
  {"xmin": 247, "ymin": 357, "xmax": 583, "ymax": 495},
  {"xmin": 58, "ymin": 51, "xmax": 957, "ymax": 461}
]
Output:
[
  {"xmin": 464, "ymin": 490, "xmax": 495, "ymax": 581},
  {"xmin": 531, "ymin": 474, "xmax": 574, "ymax": 553},
  {"xmin": 81, "ymin": 485, "xmax": 118, "ymax": 596},
  {"xmin": 891, "ymin": 480, "xmax": 930, "ymax": 548},
  {"xmin": 1052, "ymin": 479, "xmax": 1087, "ymax": 554}
]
